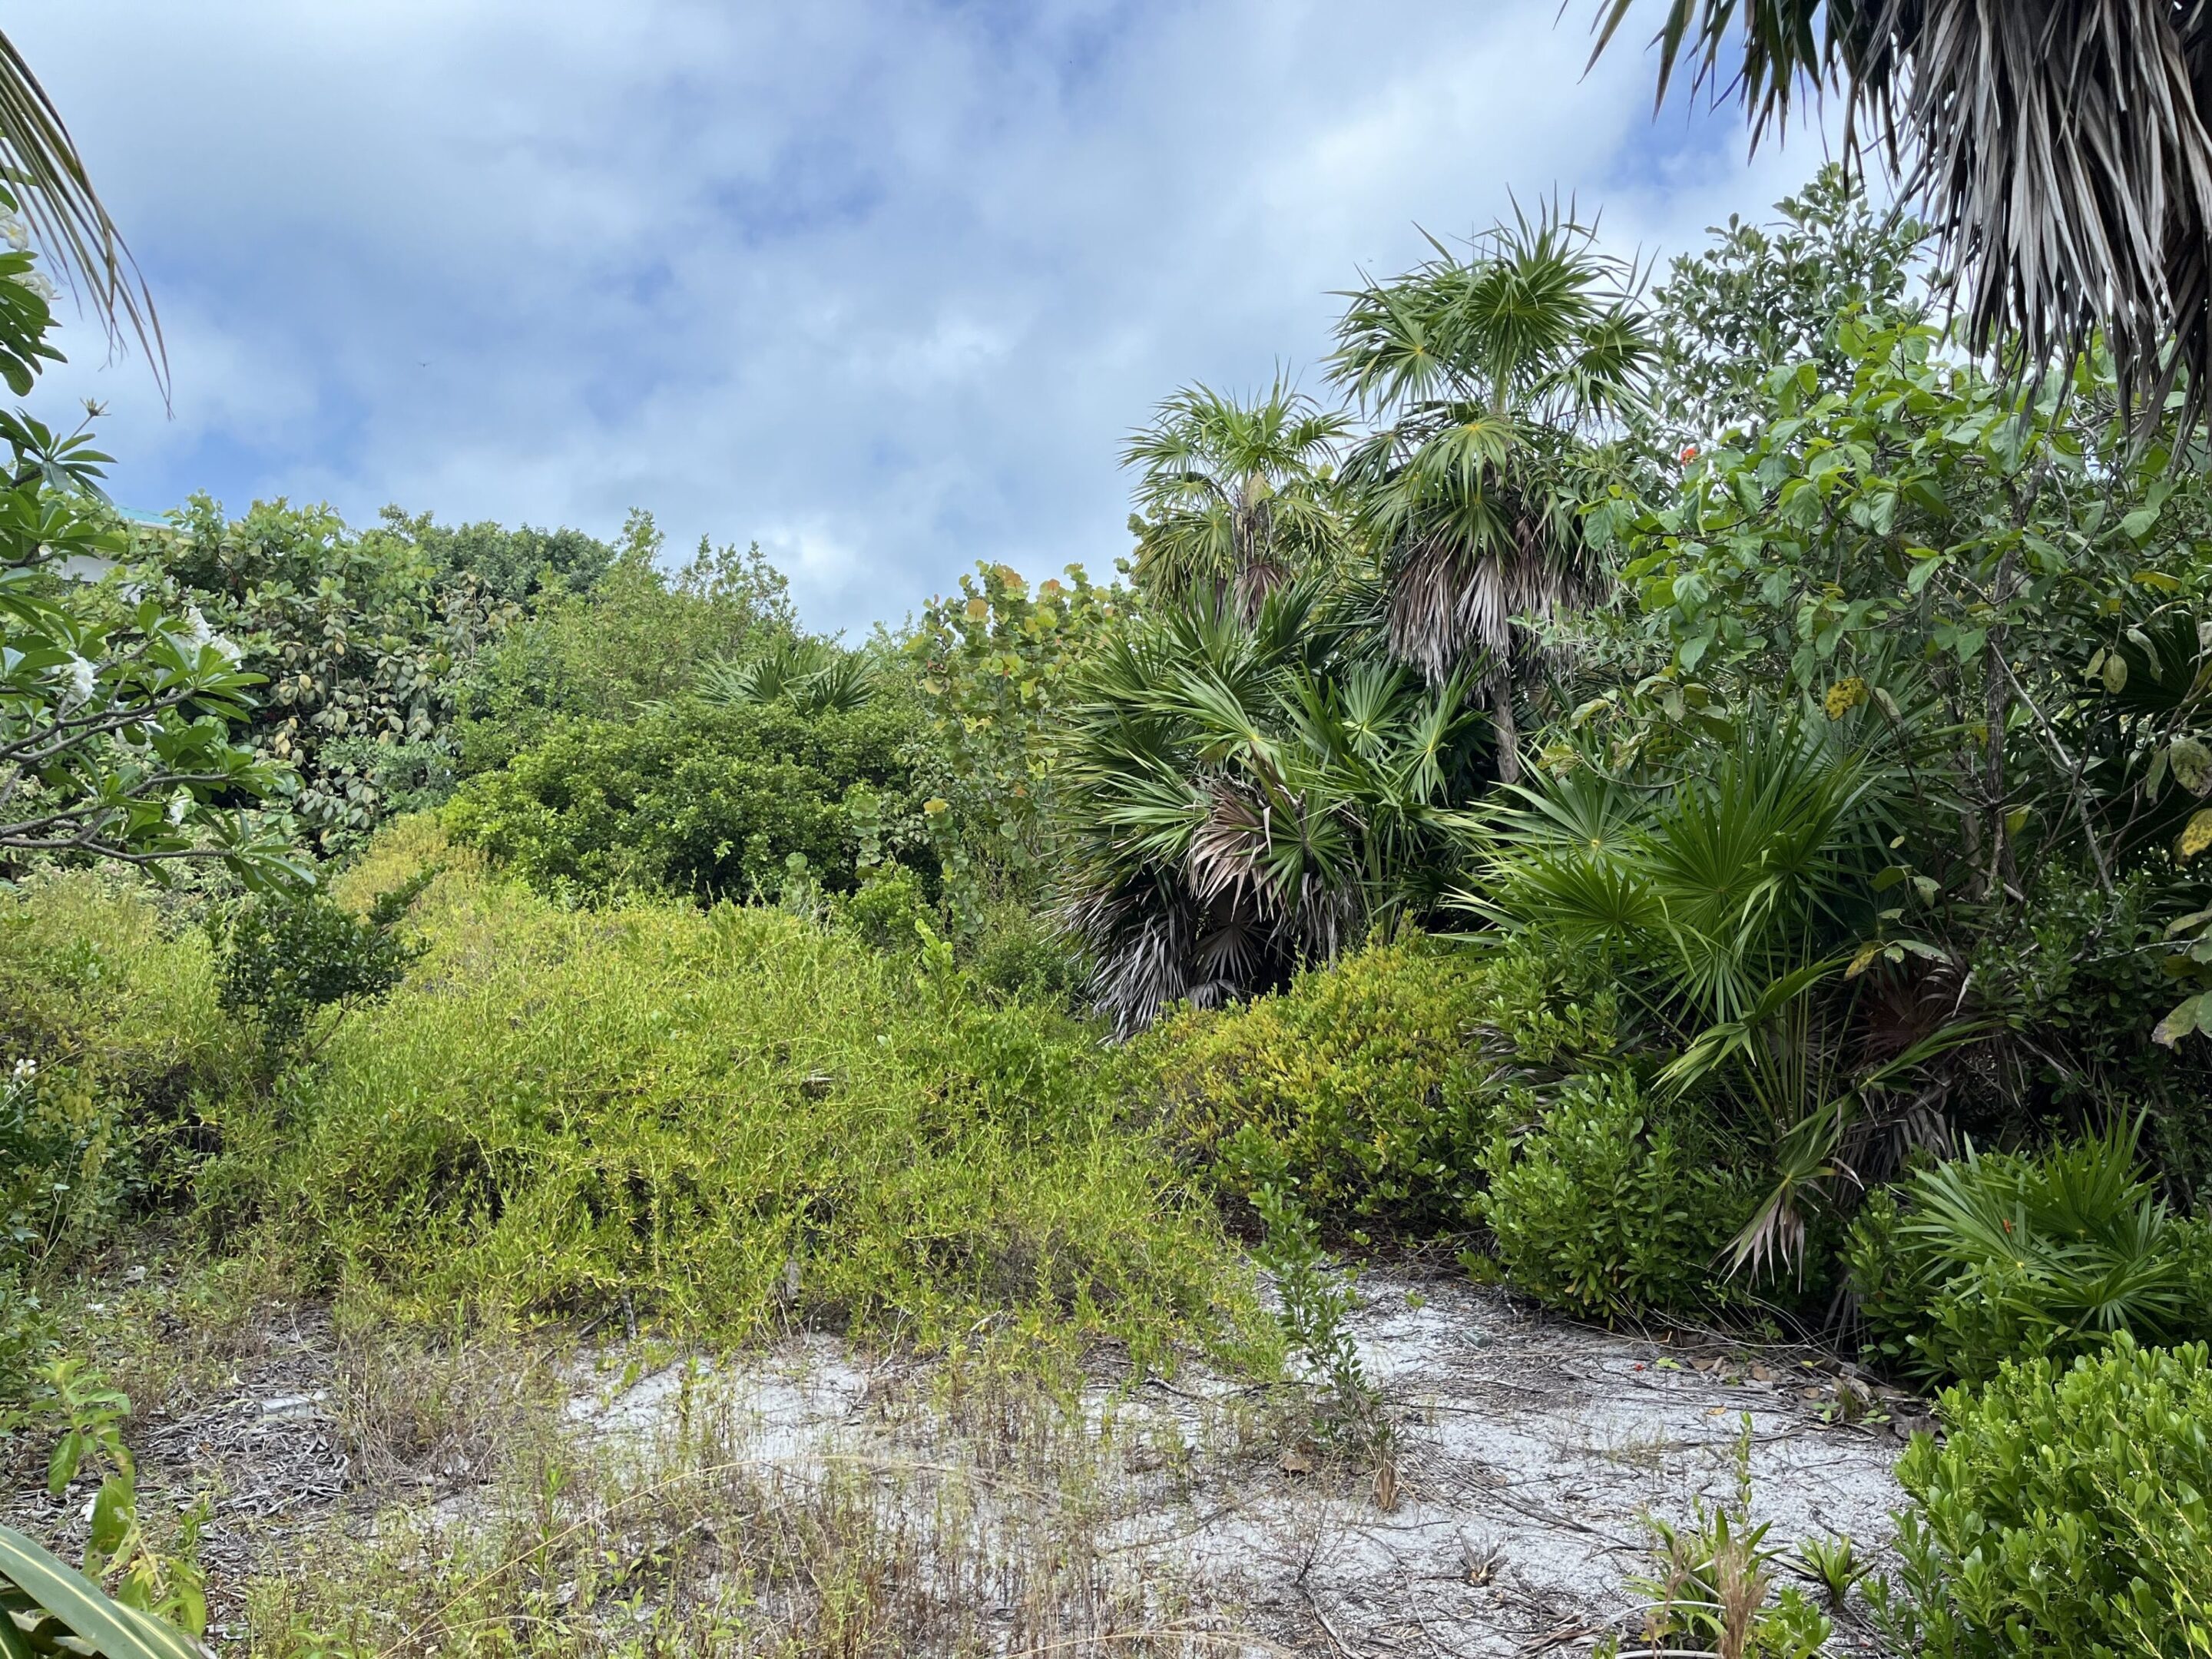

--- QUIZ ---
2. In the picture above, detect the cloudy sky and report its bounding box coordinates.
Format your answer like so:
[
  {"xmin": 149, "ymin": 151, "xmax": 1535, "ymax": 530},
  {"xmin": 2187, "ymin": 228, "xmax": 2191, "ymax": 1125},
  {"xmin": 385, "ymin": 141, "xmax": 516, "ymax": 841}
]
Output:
[{"xmin": 12, "ymin": 2, "xmax": 1830, "ymax": 634}]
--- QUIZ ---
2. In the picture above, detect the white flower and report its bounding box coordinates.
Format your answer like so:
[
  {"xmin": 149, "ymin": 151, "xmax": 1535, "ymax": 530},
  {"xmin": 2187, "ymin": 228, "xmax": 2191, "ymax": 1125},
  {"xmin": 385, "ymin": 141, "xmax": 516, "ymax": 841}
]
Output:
[
  {"xmin": 60, "ymin": 654, "xmax": 94, "ymax": 707},
  {"xmin": 9, "ymin": 1058, "xmax": 35, "ymax": 1083},
  {"xmin": 167, "ymin": 788, "xmax": 191, "ymax": 825},
  {"xmin": 1, "ymin": 215, "xmax": 27, "ymax": 252}
]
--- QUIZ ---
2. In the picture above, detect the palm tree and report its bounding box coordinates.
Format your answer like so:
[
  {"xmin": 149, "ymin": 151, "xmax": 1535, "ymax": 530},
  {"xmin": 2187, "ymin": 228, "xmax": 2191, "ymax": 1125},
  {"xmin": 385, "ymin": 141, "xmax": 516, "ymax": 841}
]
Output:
[
  {"xmin": 1121, "ymin": 379, "xmax": 1351, "ymax": 612},
  {"xmin": 1327, "ymin": 209, "xmax": 1650, "ymax": 783},
  {"xmin": 1057, "ymin": 578, "xmax": 1483, "ymax": 1032},
  {"xmin": 0, "ymin": 30, "xmax": 162, "ymax": 395},
  {"xmin": 1591, "ymin": 1, "xmax": 2212, "ymax": 431}
]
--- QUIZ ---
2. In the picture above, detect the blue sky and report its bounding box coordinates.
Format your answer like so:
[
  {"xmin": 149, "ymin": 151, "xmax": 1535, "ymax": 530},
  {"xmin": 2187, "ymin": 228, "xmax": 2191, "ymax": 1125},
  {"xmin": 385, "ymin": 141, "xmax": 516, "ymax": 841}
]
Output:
[{"xmin": 14, "ymin": 1, "xmax": 1830, "ymax": 634}]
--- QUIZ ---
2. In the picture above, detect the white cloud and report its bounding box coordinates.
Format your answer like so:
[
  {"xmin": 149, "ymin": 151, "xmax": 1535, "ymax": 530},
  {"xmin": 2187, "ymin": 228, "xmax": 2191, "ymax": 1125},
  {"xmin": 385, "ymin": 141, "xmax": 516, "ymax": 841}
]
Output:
[{"xmin": 12, "ymin": 0, "xmax": 1833, "ymax": 631}]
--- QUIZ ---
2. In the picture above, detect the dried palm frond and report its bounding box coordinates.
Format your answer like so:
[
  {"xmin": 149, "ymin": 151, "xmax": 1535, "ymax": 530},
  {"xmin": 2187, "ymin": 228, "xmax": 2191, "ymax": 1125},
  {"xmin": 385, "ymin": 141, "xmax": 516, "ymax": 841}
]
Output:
[
  {"xmin": 0, "ymin": 30, "xmax": 164, "ymax": 397},
  {"xmin": 1593, "ymin": 1, "xmax": 2212, "ymax": 432}
]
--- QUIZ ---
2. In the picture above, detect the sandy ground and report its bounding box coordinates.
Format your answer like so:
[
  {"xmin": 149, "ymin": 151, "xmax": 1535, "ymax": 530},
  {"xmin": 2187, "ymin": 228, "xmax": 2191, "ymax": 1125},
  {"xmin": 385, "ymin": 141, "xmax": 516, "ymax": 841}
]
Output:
[
  {"xmin": 566, "ymin": 1266, "xmax": 1914, "ymax": 1657},
  {"xmin": 5, "ymin": 1263, "xmax": 1918, "ymax": 1654}
]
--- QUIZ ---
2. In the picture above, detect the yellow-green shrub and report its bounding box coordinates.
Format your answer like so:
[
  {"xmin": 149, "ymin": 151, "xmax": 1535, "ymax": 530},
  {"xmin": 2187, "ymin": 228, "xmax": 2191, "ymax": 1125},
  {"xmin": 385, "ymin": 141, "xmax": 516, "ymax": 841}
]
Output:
[
  {"xmin": 0, "ymin": 873, "xmax": 250, "ymax": 1246},
  {"xmin": 1136, "ymin": 937, "xmax": 1612, "ymax": 1227},
  {"xmin": 0, "ymin": 872, "xmax": 243, "ymax": 1104},
  {"xmin": 233, "ymin": 826, "xmax": 1250, "ymax": 1368}
]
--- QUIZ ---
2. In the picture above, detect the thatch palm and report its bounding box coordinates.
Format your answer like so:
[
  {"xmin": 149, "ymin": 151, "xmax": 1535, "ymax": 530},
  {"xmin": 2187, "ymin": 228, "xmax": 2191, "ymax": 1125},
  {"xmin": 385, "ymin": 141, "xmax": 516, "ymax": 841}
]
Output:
[
  {"xmin": 0, "ymin": 31, "xmax": 161, "ymax": 392},
  {"xmin": 1058, "ymin": 579, "xmax": 1482, "ymax": 1032},
  {"xmin": 1122, "ymin": 380, "xmax": 1351, "ymax": 611},
  {"xmin": 1594, "ymin": 1, "xmax": 2212, "ymax": 430},
  {"xmin": 1328, "ymin": 210, "xmax": 1649, "ymax": 782}
]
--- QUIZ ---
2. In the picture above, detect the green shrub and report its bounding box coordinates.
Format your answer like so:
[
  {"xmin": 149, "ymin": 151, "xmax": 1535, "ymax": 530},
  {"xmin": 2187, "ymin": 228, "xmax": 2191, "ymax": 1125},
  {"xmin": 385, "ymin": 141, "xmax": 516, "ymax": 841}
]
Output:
[
  {"xmin": 442, "ymin": 700, "xmax": 923, "ymax": 906},
  {"xmin": 0, "ymin": 874, "xmax": 248, "ymax": 1243},
  {"xmin": 1137, "ymin": 940, "xmax": 1502, "ymax": 1227},
  {"xmin": 225, "ymin": 828, "xmax": 1250, "ymax": 1369},
  {"xmin": 0, "ymin": 873, "xmax": 241, "ymax": 1104},
  {"xmin": 211, "ymin": 875, "xmax": 430, "ymax": 1067},
  {"xmin": 1871, "ymin": 1336, "xmax": 2212, "ymax": 1657},
  {"xmin": 1473, "ymin": 1071, "xmax": 1757, "ymax": 1322},
  {"xmin": 1846, "ymin": 1123, "xmax": 2212, "ymax": 1383}
]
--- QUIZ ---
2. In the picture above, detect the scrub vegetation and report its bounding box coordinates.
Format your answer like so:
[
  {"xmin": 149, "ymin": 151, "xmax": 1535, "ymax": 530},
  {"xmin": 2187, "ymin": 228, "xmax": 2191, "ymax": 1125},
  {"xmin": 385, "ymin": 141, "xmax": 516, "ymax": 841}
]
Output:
[{"xmin": 5, "ymin": 4, "xmax": 2212, "ymax": 1645}]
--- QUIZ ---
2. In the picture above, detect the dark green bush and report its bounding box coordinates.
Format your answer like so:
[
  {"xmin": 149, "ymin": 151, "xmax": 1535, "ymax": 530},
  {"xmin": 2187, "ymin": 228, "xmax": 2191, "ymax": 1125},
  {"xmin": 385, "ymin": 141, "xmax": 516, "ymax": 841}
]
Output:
[
  {"xmin": 1472, "ymin": 1071, "xmax": 1759, "ymax": 1322},
  {"xmin": 442, "ymin": 700, "xmax": 922, "ymax": 905},
  {"xmin": 211, "ymin": 873, "xmax": 432, "ymax": 1065},
  {"xmin": 1846, "ymin": 1124, "xmax": 2212, "ymax": 1383},
  {"xmin": 1871, "ymin": 1336, "xmax": 2212, "ymax": 1657}
]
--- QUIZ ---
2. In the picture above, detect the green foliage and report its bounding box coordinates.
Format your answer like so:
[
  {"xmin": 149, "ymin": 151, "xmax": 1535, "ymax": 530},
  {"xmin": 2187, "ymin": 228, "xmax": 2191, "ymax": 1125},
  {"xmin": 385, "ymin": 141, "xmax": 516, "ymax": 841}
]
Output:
[
  {"xmin": 223, "ymin": 829, "xmax": 1250, "ymax": 1367},
  {"xmin": 1846, "ymin": 1123, "xmax": 2212, "ymax": 1383},
  {"xmin": 1, "ymin": 1356, "xmax": 207, "ymax": 1644},
  {"xmin": 1645, "ymin": 164, "xmax": 1928, "ymax": 444},
  {"xmin": 124, "ymin": 494, "xmax": 512, "ymax": 856},
  {"xmin": 1140, "ymin": 938, "xmax": 1532, "ymax": 1227},
  {"xmin": 1249, "ymin": 1183, "xmax": 1386, "ymax": 1455},
  {"xmin": 909, "ymin": 561, "xmax": 1124, "ymax": 917},
  {"xmin": 374, "ymin": 505, "xmax": 615, "ymax": 608},
  {"xmin": 1058, "ymin": 581, "xmax": 1486, "ymax": 1031},
  {"xmin": 211, "ymin": 873, "xmax": 430, "ymax": 1061},
  {"xmin": 1472, "ymin": 1071, "xmax": 1758, "ymax": 1322},
  {"xmin": 1330, "ymin": 205, "xmax": 1648, "ymax": 734},
  {"xmin": 1121, "ymin": 379, "xmax": 1351, "ymax": 608},
  {"xmin": 0, "ymin": 873, "xmax": 246, "ymax": 1258},
  {"xmin": 443, "ymin": 698, "xmax": 922, "ymax": 906},
  {"xmin": 0, "ymin": 1518, "xmax": 204, "ymax": 1658},
  {"xmin": 696, "ymin": 634, "xmax": 881, "ymax": 717},
  {"xmin": 0, "ymin": 252, "xmax": 297, "ymax": 882},
  {"xmin": 1870, "ymin": 1336, "xmax": 2212, "ymax": 1658},
  {"xmin": 455, "ymin": 515, "xmax": 796, "ymax": 770},
  {"xmin": 1603, "ymin": 1417, "xmax": 1832, "ymax": 1657}
]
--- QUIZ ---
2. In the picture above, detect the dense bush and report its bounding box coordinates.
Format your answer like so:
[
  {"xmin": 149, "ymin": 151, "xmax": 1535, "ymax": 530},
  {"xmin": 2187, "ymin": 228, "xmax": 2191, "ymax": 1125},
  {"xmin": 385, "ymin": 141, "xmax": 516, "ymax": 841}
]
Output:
[
  {"xmin": 1846, "ymin": 1125, "xmax": 2212, "ymax": 1383},
  {"xmin": 453, "ymin": 520, "xmax": 796, "ymax": 770},
  {"xmin": 1872, "ymin": 1337, "xmax": 2212, "ymax": 1657},
  {"xmin": 1144, "ymin": 941, "xmax": 1505, "ymax": 1227},
  {"xmin": 209, "ymin": 825, "xmax": 1250, "ymax": 1366},
  {"xmin": 442, "ymin": 700, "xmax": 922, "ymax": 905},
  {"xmin": 0, "ymin": 874, "xmax": 250, "ymax": 1264},
  {"xmin": 1472, "ymin": 1071, "xmax": 1760, "ymax": 1323}
]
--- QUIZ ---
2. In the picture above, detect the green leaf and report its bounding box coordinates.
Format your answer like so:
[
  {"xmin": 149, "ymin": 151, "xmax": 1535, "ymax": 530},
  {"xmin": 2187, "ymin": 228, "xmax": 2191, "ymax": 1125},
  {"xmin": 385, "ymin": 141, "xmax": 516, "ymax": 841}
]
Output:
[
  {"xmin": 2120, "ymin": 507, "xmax": 2159, "ymax": 541},
  {"xmin": 2171, "ymin": 737, "xmax": 2212, "ymax": 796},
  {"xmin": 0, "ymin": 1525, "xmax": 202, "ymax": 1659}
]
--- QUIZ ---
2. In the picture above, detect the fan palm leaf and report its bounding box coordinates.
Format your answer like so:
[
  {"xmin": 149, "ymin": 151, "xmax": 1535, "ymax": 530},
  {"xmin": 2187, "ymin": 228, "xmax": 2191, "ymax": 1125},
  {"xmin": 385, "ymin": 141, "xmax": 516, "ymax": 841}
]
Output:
[
  {"xmin": 1058, "ymin": 579, "xmax": 1487, "ymax": 1030},
  {"xmin": 1123, "ymin": 379, "xmax": 1352, "ymax": 608}
]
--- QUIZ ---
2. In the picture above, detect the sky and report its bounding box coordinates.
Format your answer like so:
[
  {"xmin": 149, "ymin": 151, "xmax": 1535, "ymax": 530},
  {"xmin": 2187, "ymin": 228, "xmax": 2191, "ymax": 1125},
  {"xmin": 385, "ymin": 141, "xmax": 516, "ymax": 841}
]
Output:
[{"xmin": 12, "ymin": 1, "xmax": 1833, "ymax": 636}]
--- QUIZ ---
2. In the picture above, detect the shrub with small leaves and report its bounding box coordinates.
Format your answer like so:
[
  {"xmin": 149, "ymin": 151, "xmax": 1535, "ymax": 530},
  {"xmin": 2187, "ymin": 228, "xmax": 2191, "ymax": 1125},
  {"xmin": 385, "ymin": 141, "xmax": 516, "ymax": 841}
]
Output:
[
  {"xmin": 1141, "ymin": 939, "xmax": 1518, "ymax": 1229},
  {"xmin": 1868, "ymin": 1336, "xmax": 2212, "ymax": 1658},
  {"xmin": 212, "ymin": 872, "xmax": 431, "ymax": 1063},
  {"xmin": 1473, "ymin": 1071, "xmax": 1758, "ymax": 1322}
]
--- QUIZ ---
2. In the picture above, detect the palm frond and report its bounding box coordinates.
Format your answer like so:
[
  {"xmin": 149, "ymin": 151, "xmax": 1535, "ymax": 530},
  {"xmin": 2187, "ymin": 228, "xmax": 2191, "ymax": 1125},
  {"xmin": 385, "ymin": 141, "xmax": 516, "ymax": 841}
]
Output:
[
  {"xmin": 1593, "ymin": 0, "xmax": 2212, "ymax": 432},
  {"xmin": 0, "ymin": 31, "xmax": 164, "ymax": 399}
]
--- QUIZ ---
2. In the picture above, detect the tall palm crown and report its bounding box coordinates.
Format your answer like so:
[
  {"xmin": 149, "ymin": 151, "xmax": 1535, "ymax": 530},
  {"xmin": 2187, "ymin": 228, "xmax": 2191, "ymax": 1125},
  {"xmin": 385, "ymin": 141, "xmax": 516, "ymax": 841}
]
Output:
[
  {"xmin": 1121, "ymin": 380, "xmax": 1351, "ymax": 611},
  {"xmin": 1594, "ymin": 1, "xmax": 2212, "ymax": 432},
  {"xmin": 1327, "ymin": 212, "xmax": 1650, "ymax": 781}
]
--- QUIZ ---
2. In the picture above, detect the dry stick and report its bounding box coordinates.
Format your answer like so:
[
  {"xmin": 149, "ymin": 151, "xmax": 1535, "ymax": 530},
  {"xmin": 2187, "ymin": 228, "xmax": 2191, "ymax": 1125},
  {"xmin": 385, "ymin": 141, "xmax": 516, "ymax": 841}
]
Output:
[{"xmin": 1301, "ymin": 1583, "xmax": 1366, "ymax": 1659}]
